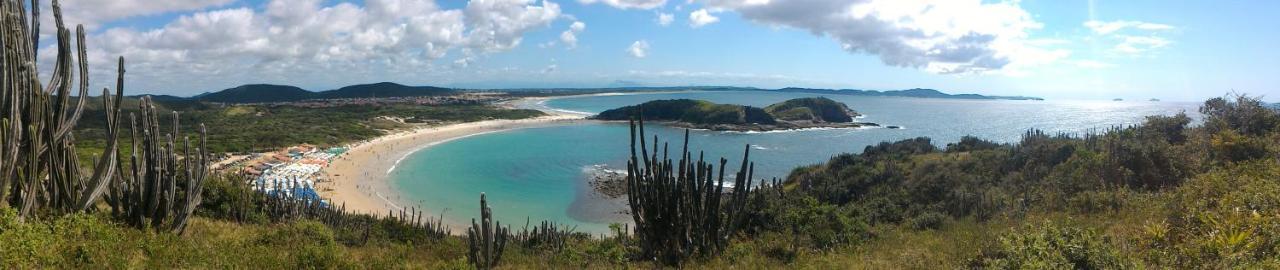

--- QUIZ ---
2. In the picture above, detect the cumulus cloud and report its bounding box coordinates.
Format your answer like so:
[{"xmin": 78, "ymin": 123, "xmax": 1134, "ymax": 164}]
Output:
[
  {"xmin": 560, "ymin": 21, "xmax": 586, "ymax": 48},
  {"xmin": 656, "ymin": 12, "xmax": 674, "ymax": 26},
  {"xmin": 577, "ymin": 0, "xmax": 666, "ymax": 9},
  {"xmin": 43, "ymin": 0, "xmax": 564, "ymax": 94},
  {"xmin": 688, "ymin": 9, "xmax": 718, "ymax": 28},
  {"xmin": 41, "ymin": 0, "xmax": 233, "ymax": 30},
  {"xmin": 628, "ymin": 40, "xmax": 650, "ymax": 58},
  {"xmin": 701, "ymin": 0, "xmax": 1064, "ymax": 74}
]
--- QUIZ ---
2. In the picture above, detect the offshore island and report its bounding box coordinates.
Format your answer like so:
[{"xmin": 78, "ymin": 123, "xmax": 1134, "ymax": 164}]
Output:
[{"xmin": 590, "ymin": 97, "xmax": 877, "ymax": 131}]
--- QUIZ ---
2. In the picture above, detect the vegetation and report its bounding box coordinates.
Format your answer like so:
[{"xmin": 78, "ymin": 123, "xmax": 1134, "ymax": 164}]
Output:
[
  {"xmin": 594, "ymin": 99, "xmax": 776, "ymax": 125},
  {"xmin": 197, "ymin": 84, "xmax": 312, "ymax": 103},
  {"xmin": 624, "ymin": 119, "xmax": 758, "ymax": 265},
  {"xmin": 593, "ymin": 97, "xmax": 864, "ymax": 130},
  {"xmin": 467, "ymin": 193, "xmax": 509, "ymax": 269},
  {"xmin": 764, "ymin": 97, "xmax": 859, "ymax": 122},
  {"xmin": 105, "ymin": 97, "xmax": 210, "ymax": 234}
]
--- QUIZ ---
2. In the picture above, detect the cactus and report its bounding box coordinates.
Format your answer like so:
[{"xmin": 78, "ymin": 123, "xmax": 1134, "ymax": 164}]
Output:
[
  {"xmin": 515, "ymin": 218, "xmax": 576, "ymax": 251},
  {"xmin": 104, "ymin": 96, "xmax": 210, "ymax": 233},
  {"xmin": 625, "ymin": 116, "xmax": 756, "ymax": 265},
  {"xmin": 1, "ymin": 0, "xmax": 124, "ymax": 219},
  {"xmin": 467, "ymin": 193, "xmax": 509, "ymax": 270}
]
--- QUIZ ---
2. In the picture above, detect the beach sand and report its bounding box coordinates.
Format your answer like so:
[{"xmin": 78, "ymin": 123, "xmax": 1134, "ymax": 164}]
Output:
[{"xmin": 317, "ymin": 98, "xmax": 586, "ymax": 229}]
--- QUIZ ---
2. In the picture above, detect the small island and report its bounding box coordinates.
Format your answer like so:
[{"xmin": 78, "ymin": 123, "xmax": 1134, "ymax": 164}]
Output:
[{"xmin": 591, "ymin": 97, "xmax": 878, "ymax": 131}]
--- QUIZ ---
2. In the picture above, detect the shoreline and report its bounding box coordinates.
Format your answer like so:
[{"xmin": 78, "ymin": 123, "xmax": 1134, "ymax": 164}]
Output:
[{"xmin": 317, "ymin": 95, "xmax": 597, "ymax": 232}]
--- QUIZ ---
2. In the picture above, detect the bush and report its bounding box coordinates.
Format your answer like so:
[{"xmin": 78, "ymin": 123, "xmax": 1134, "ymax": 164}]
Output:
[
  {"xmin": 1157, "ymin": 160, "xmax": 1280, "ymax": 267},
  {"xmin": 257, "ymin": 221, "xmax": 346, "ymax": 269},
  {"xmin": 781, "ymin": 197, "xmax": 869, "ymax": 249},
  {"xmin": 197, "ymin": 174, "xmax": 269, "ymax": 224},
  {"xmin": 968, "ymin": 222, "xmax": 1133, "ymax": 269},
  {"xmin": 1209, "ymin": 130, "xmax": 1273, "ymax": 163},
  {"xmin": 906, "ymin": 212, "xmax": 948, "ymax": 231}
]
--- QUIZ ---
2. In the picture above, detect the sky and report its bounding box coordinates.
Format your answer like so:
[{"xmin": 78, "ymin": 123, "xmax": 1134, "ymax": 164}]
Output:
[{"xmin": 32, "ymin": 0, "xmax": 1280, "ymax": 101}]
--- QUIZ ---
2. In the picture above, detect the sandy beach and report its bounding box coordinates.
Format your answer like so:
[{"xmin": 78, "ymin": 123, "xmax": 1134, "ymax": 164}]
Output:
[{"xmin": 317, "ymin": 97, "xmax": 587, "ymax": 225}]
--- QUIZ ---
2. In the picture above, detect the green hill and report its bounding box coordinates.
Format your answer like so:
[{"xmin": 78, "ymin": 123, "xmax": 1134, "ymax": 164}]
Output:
[
  {"xmin": 593, "ymin": 99, "xmax": 777, "ymax": 125},
  {"xmin": 591, "ymin": 97, "xmax": 868, "ymax": 131},
  {"xmin": 764, "ymin": 97, "xmax": 859, "ymax": 122},
  {"xmin": 316, "ymin": 82, "xmax": 454, "ymax": 99},
  {"xmin": 198, "ymin": 84, "xmax": 315, "ymax": 103}
]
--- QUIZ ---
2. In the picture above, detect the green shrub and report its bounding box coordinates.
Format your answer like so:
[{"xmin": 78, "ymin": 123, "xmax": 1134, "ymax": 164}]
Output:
[
  {"xmin": 968, "ymin": 222, "xmax": 1133, "ymax": 269},
  {"xmin": 1157, "ymin": 160, "xmax": 1280, "ymax": 267},
  {"xmin": 907, "ymin": 212, "xmax": 949, "ymax": 231},
  {"xmin": 257, "ymin": 221, "xmax": 346, "ymax": 269},
  {"xmin": 781, "ymin": 197, "xmax": 869, "ymax": 249}
]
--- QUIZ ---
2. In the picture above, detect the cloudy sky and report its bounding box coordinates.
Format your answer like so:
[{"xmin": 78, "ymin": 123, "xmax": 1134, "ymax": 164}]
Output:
[{"xmin": 35, "ymin": 0, "xmax": 1280, "ymax": 101}]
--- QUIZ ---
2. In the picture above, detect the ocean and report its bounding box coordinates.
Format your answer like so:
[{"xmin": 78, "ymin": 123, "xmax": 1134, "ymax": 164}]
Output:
[{"xmin": 389, "ymin": 91, "xmax": 1201, "ymax": 233}]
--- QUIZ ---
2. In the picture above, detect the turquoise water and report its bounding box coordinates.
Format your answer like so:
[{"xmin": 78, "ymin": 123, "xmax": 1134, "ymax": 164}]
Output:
[{"xmin": 392, "ymin": 91, "xmax": 1201, "ymax": 233}]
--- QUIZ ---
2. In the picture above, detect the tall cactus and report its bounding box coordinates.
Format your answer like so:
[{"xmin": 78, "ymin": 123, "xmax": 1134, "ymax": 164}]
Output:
[
  {"xmin": 1, "ymin": 0, "xmax": 124, "ymax": 219},
  {"xmin": 467, "ymin": 193, "xmax": 509, "ymax": 270},
  {"xmin": 625, "ymin": 116, "xmax": 756, "ymax": 265},
  {"xmin": 105, "ymin": 96, "xmax": 210, "ymax": 234}
]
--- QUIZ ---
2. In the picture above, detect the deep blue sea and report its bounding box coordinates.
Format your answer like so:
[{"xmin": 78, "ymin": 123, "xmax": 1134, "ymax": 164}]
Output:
[{"xmin": 390, "ymin": 91, "xmax": 1201, "ymax": 233}]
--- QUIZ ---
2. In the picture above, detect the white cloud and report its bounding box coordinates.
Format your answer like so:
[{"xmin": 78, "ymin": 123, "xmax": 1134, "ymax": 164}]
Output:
[
  {"xmin": 628, "ymin": 40, "xmax": 650, "ymax": 58},
  {"xmin": 1082, "ymin": 20, "xmax": 1176, "ymax": 56},
  {"xmin": 702, "ymin": 0, "xmax": 1064, "ymax": 74},
  {"xmin": 41, "ymin": 0, "xmax": 234, "ymax": 31},
  {"xmin": 1083, "ymin": 20, "xmax": 1175, "ymax": 35},
  {"xmin": 42, "ymin": 0, "xmax": 564, "ymax": 94},
  {"xmin": 1072, "ymin": 59, "xmax": 1113, "ymax": 69},
  {"xmin": 577, "ymin": 0, "xmax": 667, "ymax": 9},
  {"xmin": 656, "ymin": 12, "xmax": 674, "ymax": 26},
  {"xmin": 560, "ymin": 21, "xmax": 586, "ymax": 48},
  {"xmin": 1114, "ymin": 35, "xmax": 1171, "ymax": 54},
  {"xmin": 688, "ymin": 9, "xmax": 718, "ymax": 28}
]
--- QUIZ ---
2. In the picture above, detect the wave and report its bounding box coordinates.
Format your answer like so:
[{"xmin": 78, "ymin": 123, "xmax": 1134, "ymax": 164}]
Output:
[{"xmin": 533, "ymin": 99, "xmax": 595, "ymax": 115}]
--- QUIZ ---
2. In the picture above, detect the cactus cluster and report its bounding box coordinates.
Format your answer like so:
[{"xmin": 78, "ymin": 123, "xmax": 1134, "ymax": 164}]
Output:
[
  {"xmin": 105, "ymin": 97, "xmax": 209, "ymax": 233},
  {"xmin": 1, "ymin": 0, "xmax": 213, "ymax": 234},
  {"xmin": 467, "ymin": 193, "xmax": 509, "ymax": 270},
  {"xmin": 232, "ymin": 176, "xmax": 450, "ymax": 243},
  {"xmin": 625, "ymin": 116, "xmax": 757, "ymax": 265},
  {"xmin": 514, "ymin": 218, "xmax": 577, "ymax": 251},
  {"xmin": 2, "ymin": 0, "xmax": 124, "ymax": 220}
]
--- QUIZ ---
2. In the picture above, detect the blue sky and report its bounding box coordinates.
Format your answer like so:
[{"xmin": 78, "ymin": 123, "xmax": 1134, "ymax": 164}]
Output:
[{"xmin": 38, "ymin": 0, "xmax": 1280, "ymax": 101}]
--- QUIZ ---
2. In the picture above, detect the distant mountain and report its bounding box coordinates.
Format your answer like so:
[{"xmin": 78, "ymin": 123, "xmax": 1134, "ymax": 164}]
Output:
[
  {"xmin": 198, "ymin": 84, "xmax": 315, "ymax": 103},
  {"xmin": 127, "ymin": 94, "xmax": 188, "ymax": 101},
  {"xmin": 316, "ymin": 82, "xmax": 453, "ymax": 99},
  {"xmin": 189, "ymin": 82, "xmax": 455, "ymax": 103},
  {"xmin": 166, "ymin": 83, "xmax": 1037, "ymax": 104},
  {"xmin": 769, "ymin": 87, "xmax": 1042, "ymax": 101}
]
